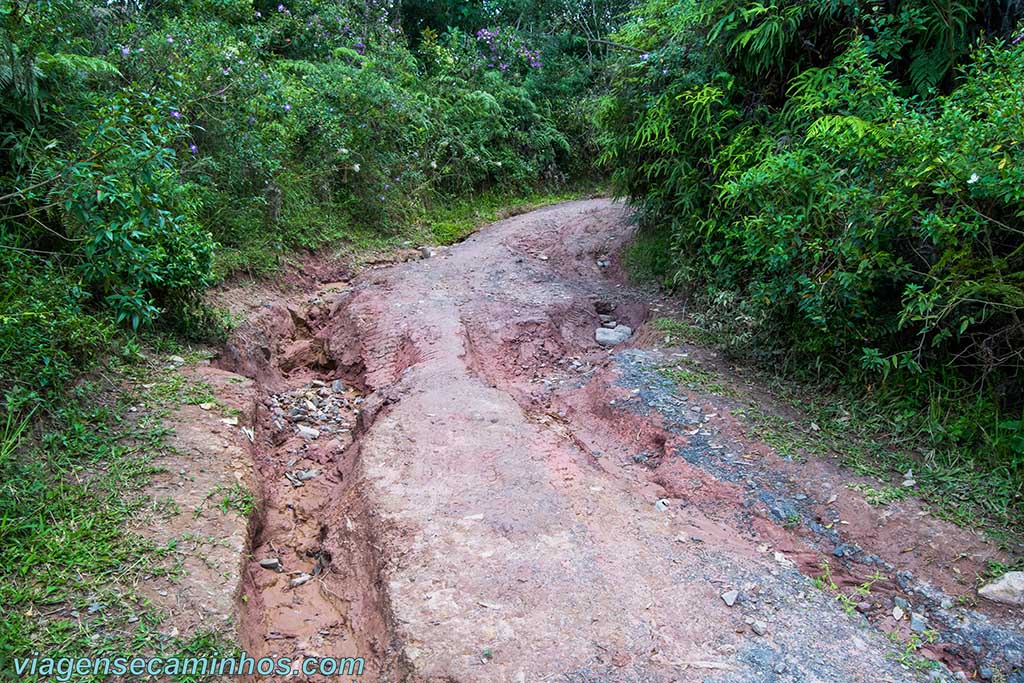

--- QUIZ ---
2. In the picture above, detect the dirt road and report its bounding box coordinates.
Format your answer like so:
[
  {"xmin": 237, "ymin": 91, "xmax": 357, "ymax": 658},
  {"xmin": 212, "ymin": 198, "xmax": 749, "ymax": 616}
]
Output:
[{"xmin": 218, "ymin": 199, "xmax": 1023, "ymax": 682}]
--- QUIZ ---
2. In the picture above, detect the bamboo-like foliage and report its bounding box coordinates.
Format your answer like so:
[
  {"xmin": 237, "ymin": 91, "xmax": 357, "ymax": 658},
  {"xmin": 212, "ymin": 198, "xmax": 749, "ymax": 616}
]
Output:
[{"xmin": 599, "ymin": 0, "xmax": 1024, "ymax": 473}]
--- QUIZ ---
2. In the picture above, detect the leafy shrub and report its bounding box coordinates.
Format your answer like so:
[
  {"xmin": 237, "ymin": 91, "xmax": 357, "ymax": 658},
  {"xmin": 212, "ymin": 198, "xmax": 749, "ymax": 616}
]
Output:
[
  {"xmin": 0, "ymin": 0, "xmax": 612, "ymax": 411},
  {"xmin": 599, "ymin": 0, "xmax": 1024, "ymax": 477}
]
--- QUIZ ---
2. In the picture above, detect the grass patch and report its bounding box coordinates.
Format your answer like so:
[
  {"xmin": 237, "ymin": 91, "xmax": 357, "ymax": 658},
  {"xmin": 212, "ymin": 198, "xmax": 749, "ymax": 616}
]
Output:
[
  {"xmin": 213, "ymin": 185, "xmax": 600, "ymax": 278},
  {"xmin": 622, "ymin": 228, "xmax": 676, "ymax": 288},
  {"xmin": 198, "ymin": 483, "xmax": 255, "ymax": 519},
  {"xmin": 422, "ymin": 186, "xmax": 599, "ymax": 246},
  {"xmin": 658, "ymin": 360, "xmax": 738, "ymax": 398},
  {"xmin": 0, "ymin": 354, "xmax": 233, "ymax": 681},
  {"xmin": 848, "ymin": 482, "xmax": 911, "ymax": 506},
  {"xmin": 653, "ymin": 317, "xmax": 719, "ymax": 348}
]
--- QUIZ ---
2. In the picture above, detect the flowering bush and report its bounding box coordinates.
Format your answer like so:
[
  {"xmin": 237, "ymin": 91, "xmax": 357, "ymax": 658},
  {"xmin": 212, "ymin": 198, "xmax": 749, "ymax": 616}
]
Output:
[{"xmin": 0, "ymin": 0, "xmax": 608, "ymax": 410}]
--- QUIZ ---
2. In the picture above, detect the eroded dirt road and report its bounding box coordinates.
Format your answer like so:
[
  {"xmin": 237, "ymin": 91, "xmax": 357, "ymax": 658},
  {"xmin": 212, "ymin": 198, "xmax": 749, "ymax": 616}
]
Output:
[{"xmin": 218, "ymin": 199, "xmax": 1023, "ymax": 682}]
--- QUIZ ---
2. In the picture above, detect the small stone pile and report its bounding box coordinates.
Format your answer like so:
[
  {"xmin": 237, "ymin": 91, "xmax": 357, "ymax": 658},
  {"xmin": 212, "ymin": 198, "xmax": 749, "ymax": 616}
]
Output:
[{"xmin": 266, "ymin": 379, "xmax": 359, "ymax": 442}]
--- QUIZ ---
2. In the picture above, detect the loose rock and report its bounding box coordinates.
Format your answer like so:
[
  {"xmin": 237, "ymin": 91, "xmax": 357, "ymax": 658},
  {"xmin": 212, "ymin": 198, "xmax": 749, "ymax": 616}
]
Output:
[
  {"xmin": 595, "ymin": 325, "xmax": 632, "ymax": 347},
  {"xmin": 721, "ymin": 590, "xmax": 739, "ymax": 607},
  {"xmin": 289, "ymin": 573, "xmax": 312, "ymax": 588},
  {"xmin": 296, "ymin": 425, "xmax": 321, "ymax": 440},
  {"xmin": 978, "ymin": 571, "xmax": 1024, "ymax": 606},
  {"xmin": 909, "ymin": 613, "xmax": 927, "ymax": 633}
]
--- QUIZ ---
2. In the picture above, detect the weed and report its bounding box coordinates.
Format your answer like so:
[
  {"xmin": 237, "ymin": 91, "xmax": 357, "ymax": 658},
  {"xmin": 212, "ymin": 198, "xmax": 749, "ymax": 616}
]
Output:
[
  {"xmin": 658, "ymin": 361, "xmax": 738, "ymax": 398},
  {"xmin": 848, "ymin": 483, "xmax": 910, "ymax": 507},
  {"xmin": 886, "ymin": 631, "xmax": 939, "ymax": 671},
  {"xmin": 422, "ymin": 187, "xmax": 597, "ymax": 246},
  {"xmin": 197, "ymin": 484, "xmax": 255, "ymax": 519}
]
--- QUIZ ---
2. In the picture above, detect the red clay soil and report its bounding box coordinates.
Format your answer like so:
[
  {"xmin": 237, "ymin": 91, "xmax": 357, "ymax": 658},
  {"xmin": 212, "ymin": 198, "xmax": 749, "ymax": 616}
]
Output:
[{"xmin": 216, "ymin": 199, "xmax": 1023, "ymax": 683}]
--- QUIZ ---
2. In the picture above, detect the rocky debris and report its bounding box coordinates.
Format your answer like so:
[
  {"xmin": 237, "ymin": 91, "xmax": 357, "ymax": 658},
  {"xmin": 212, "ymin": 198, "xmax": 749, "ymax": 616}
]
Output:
[
  {"xmin": 902, "ymin": 469, "xmax": 917, "ymax": 487},
  {"xmin": 419, "ymin": 246, "xmax": 435, "ymax": 259},
  {"xmin": 265, "ymin": 381, "xmax": 359, "ymax": 443},
  {"xmin": 910, "ymin": 613, "xmax": 928, "ymax": 633},
  {"xmin": 979, "ymin": 572, "xmax": 1024, "ymax": 606},
  {"xmin": 259, "ymin": 558, "xmax": 282, "ymax": 571},
  {"xmin": 596, "ymin": 324, "xmax": 632, "ymax": 347},
  {"xmin": 610, "ymin": 348, "xmax": 1024, "ymax": 676},
  {"xmin": 296, "ymin": 424, "xmax": 321, "ymax": 440},
  {"xmin": 773, "ymin": 551, "xmax": 795, "ymax": 569},
  {"xmin": 289, "ymin": 573, "xmax": 312, "ymax": 588},
  {"xmin": 284, "ymin": 468, "xmax": 319, "ymax": 487},
  {"xmin": 722, "ymin": 589, "xmax": 739, "ymax": 607},
  {"xmin": 751, "ymin": 620, "xmax": 768, "ymax": 636}
]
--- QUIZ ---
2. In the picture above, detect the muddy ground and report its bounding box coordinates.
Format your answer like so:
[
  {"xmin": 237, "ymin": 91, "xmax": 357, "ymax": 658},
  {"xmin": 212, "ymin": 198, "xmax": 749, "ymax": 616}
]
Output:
[{"xmin": 206, "ymin": 199, "xmax": 1022, "ymax": 682}]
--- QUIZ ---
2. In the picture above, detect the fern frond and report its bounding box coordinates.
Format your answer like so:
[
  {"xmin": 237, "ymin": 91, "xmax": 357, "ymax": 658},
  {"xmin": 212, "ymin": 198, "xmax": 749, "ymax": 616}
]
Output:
[
  {"xmin": 37, "ymin": 53, "xmax": 121, "ymax": 79},
  {"xmin": 806, "ymin": 114, "xmax": 875, "ymax": 141}
]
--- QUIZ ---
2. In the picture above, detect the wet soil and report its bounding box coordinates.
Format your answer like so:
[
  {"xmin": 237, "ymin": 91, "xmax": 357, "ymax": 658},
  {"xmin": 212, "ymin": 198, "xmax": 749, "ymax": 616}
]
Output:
[{"xmin": 214, "ymin": 199, "xmax": 1023, "ymax": 682}]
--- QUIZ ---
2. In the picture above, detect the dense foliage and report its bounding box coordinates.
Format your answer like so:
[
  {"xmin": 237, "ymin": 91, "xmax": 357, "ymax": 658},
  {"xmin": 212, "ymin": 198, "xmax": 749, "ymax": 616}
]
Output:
[
  {"xmin": 5, "ymin": 0, "xmax": 1023, "ymax": 495},
  {"xmin": 0, "ymin": 0, "xmax": 611, "ymax": 411},
  {"xmin": 599, "ymin": 1, "xmax": 1024, "ymax": 479}
]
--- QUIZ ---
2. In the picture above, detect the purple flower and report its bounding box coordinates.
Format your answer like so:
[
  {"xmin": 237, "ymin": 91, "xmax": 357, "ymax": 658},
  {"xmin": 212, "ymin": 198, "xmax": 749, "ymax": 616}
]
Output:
[
  {"xmin": 188, "ymin": 143, "xmax": 198, "ymax": 154},
  {"xmin": 171, "ymin": 109, "xmax": 182, "ymax": 119},
  {"xmin": 255, "ymin": 10, "xmax": 261, "ymax": 17},
  {"xmin": 283, "ymin": 103, "xmax": 292, "ymax": 112},
  {"xmin": 277, "ymin": 3, "xmax": 284, "ymax": 10},
  {"xmin": 166, "ymin": 36, "xmax": 174, "ymax": 44},
  {"xmin": 248, "ymin": 116, "xmax": 256, "ymax": 124},
  {"xmin": 222, "ymin": 67, "xmax": 231, "ymax": 75},
  {"xmin": 120, "ymin": 45, "xmax": 130, "ymax": 57}
]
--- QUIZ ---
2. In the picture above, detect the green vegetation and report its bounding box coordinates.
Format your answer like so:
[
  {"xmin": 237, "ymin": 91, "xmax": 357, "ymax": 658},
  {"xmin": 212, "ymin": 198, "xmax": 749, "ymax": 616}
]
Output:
[
  {"xmin": 1, "ymin": 0, "xmax": 617, "ymax": 416},
  {"xmin": 424, "ymin": 186, "xmax": 595, "ymax": 245},
  {"xmin": 600, "ymin": 1, "xmax": 1024, "ymax": 509},
  {"xmin": 0, "ymin": 354, "xmax": 233, "ymax": 680}
]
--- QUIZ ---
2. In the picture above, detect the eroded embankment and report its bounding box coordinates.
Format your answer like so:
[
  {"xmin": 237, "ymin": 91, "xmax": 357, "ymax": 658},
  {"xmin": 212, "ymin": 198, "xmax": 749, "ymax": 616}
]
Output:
[
  {"xmin": 212, "ymin": 199, "xmax": 1022, "ymax": 683},
  {"xmin": 216, "ymin": 283, "xmax": 411, "ymax": 682}
]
